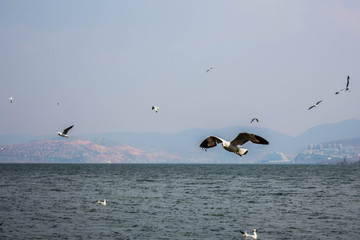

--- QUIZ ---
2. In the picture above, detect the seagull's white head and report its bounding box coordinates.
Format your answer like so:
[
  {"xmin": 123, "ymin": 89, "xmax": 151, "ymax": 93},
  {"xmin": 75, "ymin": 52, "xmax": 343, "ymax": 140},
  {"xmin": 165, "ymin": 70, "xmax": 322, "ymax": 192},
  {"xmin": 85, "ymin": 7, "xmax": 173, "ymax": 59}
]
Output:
[{"xmin": 221, "ymin": 141, "xmax": 230, "ymax": 148}]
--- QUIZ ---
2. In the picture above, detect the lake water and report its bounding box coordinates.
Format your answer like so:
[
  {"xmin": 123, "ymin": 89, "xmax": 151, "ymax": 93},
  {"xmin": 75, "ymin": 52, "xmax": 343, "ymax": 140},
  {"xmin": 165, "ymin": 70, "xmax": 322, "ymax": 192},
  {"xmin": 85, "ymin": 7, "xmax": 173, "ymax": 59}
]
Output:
[{"xmin": 0, "ymin": 164, "xmax": 359, "ymax": 239}]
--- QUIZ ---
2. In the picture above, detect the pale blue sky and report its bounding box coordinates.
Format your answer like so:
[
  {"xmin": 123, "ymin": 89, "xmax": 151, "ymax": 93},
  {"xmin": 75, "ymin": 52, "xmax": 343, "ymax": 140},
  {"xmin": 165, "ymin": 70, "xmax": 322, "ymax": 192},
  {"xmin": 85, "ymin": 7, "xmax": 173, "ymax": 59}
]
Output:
[{"xmin": 1, "ymin": 0, "xmax": 359, "ymax": 136}]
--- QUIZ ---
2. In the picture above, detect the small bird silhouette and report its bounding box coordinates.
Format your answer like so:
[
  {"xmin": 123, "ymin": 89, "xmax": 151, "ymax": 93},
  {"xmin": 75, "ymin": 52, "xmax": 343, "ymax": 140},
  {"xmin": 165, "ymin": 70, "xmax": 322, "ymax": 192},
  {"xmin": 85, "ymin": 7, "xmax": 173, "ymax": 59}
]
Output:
[{"xmin": 308, "ymin": 100, "xmax": 323, "ymax": 110}]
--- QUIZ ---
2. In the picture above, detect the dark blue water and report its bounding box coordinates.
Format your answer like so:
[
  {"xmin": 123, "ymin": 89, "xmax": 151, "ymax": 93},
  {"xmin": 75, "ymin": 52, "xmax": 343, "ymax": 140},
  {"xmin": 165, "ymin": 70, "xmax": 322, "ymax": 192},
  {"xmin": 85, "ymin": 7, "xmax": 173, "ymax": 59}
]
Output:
[{"xmin": 0, "ymin": 164, "xmax": 359, "ymax": 239}]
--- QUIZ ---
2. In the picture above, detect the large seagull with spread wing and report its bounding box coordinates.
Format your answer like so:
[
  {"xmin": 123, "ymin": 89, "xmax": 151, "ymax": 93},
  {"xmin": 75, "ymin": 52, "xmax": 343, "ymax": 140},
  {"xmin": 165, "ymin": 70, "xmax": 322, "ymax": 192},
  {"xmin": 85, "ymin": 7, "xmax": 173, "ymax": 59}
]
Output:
[{"xmin": 200, "ymin": 132, "xmax": 269, "ymax": 156}]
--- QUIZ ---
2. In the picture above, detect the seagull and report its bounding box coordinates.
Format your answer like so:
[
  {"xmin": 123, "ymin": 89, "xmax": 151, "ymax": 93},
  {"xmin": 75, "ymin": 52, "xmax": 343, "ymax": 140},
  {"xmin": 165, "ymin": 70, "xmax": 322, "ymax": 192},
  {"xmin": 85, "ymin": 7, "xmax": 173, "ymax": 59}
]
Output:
[
  {"xmin": 206, "ymin": 67, "xmax": 215, "ymax": 73},
  {"xmin": 308, "ymin": 100, "xmax": 323, "ymax": 110},
  {"xmin": 57, "ymin": 125, "xmax": 74, "ymax": 138},
  {"xmin": 97, "ymin": 199, "xmax": 106, "ymax": 206},
  {"xmin": 1, "ymin": 147, "xmax": 5, "ymax": 151},
  {"xmin": 335, "ymin": 75, "xmax": 350, "ymax": 94},
  {"xmin": 200, "ymin": 132, "xmax": 269, "ymax": 156},
  {"xmin": 152, "ymin": 106, "xmax": 159, "ymax": 113},
  {"xmin": 9, "ymin": 97, "xmax": 13, "ymax": 103},
  {"xmin": 250, "ymin": 118, "xmax": 259, "ymax": 123},
  {"xmin": 240, "ymin": 229, "xmax": 258, "ymax": 240}
]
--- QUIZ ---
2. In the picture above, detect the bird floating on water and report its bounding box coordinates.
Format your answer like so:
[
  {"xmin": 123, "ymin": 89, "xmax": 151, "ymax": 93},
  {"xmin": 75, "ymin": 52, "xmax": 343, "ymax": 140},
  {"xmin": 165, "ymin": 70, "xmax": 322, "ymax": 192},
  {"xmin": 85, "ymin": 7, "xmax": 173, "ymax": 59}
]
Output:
[
  {"xmin": 152, "ymin": 106, "xmax": 159, "ymax": 113},
  {"xmin": 57, "ymin": 125, "xmax": 74, "ymax": 138},
  {"xmin": 200, "ymin": 132, "xmax": 269, "ymax": 156},
  {"xmin": 9, "ymin": 97, "xmax": 13, "ymax": 103},
  {"xmin": 250, "ymin": 118, "xmax": 259, "ymax": 123},
  {"xmin": 335, "ymin": 75, "xmax": 350, "ymax": 94},
  {"xmin": 308, "ymin": 100, "xmax": 323, "ymax": 110},
  {"xmin": 1, "ymin": 147, "xmax": 5, "ymax": 151},
  {"xmin": 206, "ymin": 67, "xmax": 215, "ymax": 73},
  {"xmin": 97, "ymin": 199, "xmax": 106, "ymax": 206},
  {"xmin": 240, "ymin": 229, "xmax": 258, "ymax": 240}
]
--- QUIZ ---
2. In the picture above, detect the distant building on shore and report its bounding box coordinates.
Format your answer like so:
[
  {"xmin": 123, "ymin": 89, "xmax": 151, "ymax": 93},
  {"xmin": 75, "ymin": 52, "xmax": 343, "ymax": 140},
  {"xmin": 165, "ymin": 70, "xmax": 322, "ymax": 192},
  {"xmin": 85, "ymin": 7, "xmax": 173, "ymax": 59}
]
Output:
[
  {"xmin": 260, "ymin": 152, "xmax": 292, "ymax": 164},
  {"xmin": 295, "ymin": 142, "xmax": 360, "ymax": 164}
]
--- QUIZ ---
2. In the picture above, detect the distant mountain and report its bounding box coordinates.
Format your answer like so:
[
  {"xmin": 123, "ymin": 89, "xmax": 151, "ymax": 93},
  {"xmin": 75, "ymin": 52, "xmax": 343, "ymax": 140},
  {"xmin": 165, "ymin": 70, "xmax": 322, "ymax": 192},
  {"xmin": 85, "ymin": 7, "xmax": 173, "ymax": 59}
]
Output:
[
  {"xmin": 1, "ymin": 119, "xmax": 360, "ymax": 163},
  {"xmin": 294, "ymin": 119, "xmax": 360, "ymax": 147},
  {"xmin": 0, "ymin": 134, "xmax": 53, "ymax": 145},
  {"xmin": 0, "ymin": 139, "xmax": 187, "ymax": 164},
  {"xmin": 324, "ymin": 137, "xmax": 360, "ymax": 146}
]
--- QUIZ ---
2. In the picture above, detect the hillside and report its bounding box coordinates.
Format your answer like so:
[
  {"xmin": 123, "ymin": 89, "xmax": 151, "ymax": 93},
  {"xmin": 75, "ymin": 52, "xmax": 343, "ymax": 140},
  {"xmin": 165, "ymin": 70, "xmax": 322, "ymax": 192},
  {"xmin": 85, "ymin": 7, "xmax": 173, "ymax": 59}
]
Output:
[
  {"xmin": 0, "ymin": 139, "xmax": 185, "ymax": 164},
  {"xmin": 294, "ymin": 119, "xmax": 360, "ymax": 147}
]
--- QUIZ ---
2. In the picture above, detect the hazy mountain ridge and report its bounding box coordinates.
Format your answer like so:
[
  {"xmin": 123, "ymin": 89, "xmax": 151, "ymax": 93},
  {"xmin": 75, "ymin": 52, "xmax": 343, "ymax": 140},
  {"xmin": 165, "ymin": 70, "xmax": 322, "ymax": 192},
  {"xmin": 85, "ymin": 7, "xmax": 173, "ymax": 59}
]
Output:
[
  {"xmin": 0, "ymin": 139, "xmax": 189, "ymax": 164},
  {"xmin": 1, "ymin": 119, "xmax": 360, "ymax": 163},
  {"xmin": 324, "ymin": 137, "xmax": 360, "ymax": 146},
  {"xmin": 294, "ymin": 119, "xmax": 360, "ymax": 147}
]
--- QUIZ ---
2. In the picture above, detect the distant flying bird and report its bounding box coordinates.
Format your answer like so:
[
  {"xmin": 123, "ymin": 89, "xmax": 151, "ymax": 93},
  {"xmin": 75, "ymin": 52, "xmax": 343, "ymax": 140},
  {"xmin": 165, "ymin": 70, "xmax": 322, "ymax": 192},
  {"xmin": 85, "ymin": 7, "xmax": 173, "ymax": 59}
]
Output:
[
  {"xmin": 335, "ymin": 75, "xmax": 350, "ymax": 94},
  {"xmin": 97, "ymin": 199, "xmax": 106, "ymax": 206},
  {"xmin": 57, "ymin": 125, "xmax": 74, "ymax": 138},
  {"xmin": 206, "ymin": 67, "xmax": 215, "ymax": 73},
  {"xmin": 200, "ymin": 132, "xmax": 269, "ymax": 156},
  {"xmin": 152, "ymin": 106, "xmax": 159, "ymax": 113},
  {"xmin": 250, "ymin": 118, "xmax": 259, "ymax": 123},
  {"xmin": 1, "ymin": 147, "xmax": 5, "ymax": 151},
  {"xmin": 240, "ymin": 229, "xmax": 258, "ymax": 240},
  {"xmin": 308, "ymin": 100, "xmax": 323, "ymax": 110},
  {"xmin": 9, "ymin": 97, "xmax": 13, "ymax": 103}
]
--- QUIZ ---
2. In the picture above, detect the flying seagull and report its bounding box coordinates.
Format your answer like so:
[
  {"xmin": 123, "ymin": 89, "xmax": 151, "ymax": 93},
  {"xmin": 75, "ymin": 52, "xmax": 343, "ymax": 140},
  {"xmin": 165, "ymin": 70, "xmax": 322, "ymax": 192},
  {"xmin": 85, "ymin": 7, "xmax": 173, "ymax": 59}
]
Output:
[
  {"xmin": 152, "ymin": 106, "xmax": 159, "ymax": 113},
  {"xmin": 206, "ymin": 67, "xmax": 215, "ymax": 73},
  {"xmin": 200, "ymin": 132, "xmax": 269, "ymax": 156},
  {"xmin": 308, "ymin": 100, "xmax": 323, "ymax": 110},
  {"xmin": 335, "ymin": 75, "xmax": 350, "ymax": 94},
  {"xmin": 250, "ymin": 118, "xmax": 259, "ymax": 123},
  {"xmin": 57, "ymin": 125, "xmax": 74, "ymax": 138},
  {"xmin": 240, "ymin": 229, "xmax": 258, "ymax": 240},
  {"xmin": 9, "ymin": 97, "xmax": 13, "ymax": 103},
  {"xmin": 97, "ymin": 199, "xmax": 106, "ymax": 206}
]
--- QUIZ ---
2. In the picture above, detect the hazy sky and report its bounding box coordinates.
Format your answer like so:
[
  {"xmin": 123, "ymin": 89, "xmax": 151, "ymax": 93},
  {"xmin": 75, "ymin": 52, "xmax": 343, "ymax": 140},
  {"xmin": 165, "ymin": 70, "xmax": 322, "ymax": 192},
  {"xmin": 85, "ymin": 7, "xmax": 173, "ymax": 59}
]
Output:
[{"xmin": 1, "ymin": 0, "xmax": 359, "ymax": 137}]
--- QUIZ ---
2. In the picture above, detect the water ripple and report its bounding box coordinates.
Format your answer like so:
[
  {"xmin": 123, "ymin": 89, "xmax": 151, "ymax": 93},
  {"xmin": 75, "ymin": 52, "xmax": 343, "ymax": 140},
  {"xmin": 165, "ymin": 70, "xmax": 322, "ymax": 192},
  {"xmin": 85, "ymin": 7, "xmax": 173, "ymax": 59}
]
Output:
[{"xmin": 0, "ymin": 164, "xmax": 359, "ymax": 239}]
